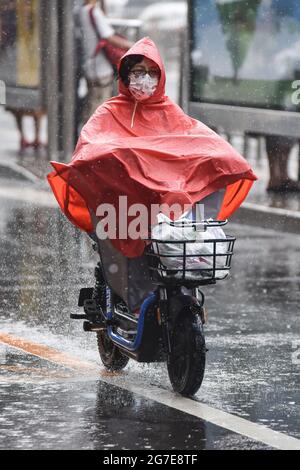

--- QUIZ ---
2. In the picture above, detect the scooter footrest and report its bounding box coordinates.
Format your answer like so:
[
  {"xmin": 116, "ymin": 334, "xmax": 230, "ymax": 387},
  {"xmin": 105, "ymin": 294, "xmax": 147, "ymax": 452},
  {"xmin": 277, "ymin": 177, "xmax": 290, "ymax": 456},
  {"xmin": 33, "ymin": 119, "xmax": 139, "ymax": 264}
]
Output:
[
  {"xmin": 70, "ymin": 313, "xmax": 89, "ymax": 320},
  {"xmin": 83, "ymin": 321, "xmax": 106, "ymax": 332},
  {"xmin": 78, "ymin": 288, "xmax": 94, "ymax": 307}
]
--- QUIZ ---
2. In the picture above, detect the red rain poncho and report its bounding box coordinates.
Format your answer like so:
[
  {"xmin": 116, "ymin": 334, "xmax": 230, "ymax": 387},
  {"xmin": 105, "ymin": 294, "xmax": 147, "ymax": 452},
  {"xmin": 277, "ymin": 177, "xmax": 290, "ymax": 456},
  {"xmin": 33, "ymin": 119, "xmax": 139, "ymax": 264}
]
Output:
[{"xmin": 47, "ymin": 37, "xmax": 257, "ymax": 258}]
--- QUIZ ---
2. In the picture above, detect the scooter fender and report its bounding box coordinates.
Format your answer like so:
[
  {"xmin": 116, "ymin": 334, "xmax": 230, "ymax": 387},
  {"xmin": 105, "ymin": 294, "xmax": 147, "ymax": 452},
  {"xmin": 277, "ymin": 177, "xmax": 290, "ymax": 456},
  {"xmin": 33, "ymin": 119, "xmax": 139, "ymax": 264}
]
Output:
[{"xmin": 167, "ymin": 292, "xmax": 200, "ymax": 325}]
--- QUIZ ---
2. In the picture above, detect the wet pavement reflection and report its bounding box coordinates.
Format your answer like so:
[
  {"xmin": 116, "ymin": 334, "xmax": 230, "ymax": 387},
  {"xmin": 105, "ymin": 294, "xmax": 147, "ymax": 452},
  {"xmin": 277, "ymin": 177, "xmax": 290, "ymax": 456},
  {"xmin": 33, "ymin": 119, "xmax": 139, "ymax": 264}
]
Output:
[
  {"xmin": 0, "ymin": 345, "xmax": 270, "ymax": 450},
  {"xmin": 0, "ymin": 179, "xmax": 299, "ymax": 449}
]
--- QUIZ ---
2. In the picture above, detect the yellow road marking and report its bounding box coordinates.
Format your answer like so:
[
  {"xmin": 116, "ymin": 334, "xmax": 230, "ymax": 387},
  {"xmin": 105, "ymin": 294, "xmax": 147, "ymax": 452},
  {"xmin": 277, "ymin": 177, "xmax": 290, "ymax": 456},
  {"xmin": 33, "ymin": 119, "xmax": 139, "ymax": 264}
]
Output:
[
  {"xmin": 0, "ymin": 365, "xmax": 73, "ymax": 378},
  {"xmin": 0, "ymin": 332, "xmax": 99, "ymax": 375}
]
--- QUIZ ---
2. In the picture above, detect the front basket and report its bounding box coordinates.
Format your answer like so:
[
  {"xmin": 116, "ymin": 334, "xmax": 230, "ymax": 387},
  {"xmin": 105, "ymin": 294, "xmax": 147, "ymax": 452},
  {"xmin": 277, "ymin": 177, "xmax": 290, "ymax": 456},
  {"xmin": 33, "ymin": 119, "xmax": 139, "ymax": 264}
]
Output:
[{"xmin": 144, "ymin": 232, "xmax": 236, "ymax": 287}]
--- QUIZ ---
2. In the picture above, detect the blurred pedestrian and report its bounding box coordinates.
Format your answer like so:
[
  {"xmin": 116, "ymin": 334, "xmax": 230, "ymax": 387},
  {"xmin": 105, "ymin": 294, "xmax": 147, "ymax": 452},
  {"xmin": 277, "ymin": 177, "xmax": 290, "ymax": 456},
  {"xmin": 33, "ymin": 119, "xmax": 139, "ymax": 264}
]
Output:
[
  {"xmin": 5, "ymin": 108, "xmax": 45, "ymax": 155},
  {"xmin": 265, "ymin": 135, "xmax": 300, "ymax": 193},
  {"xmin": 78, "ymin": 0, "xmax": 133, "ymax": 123},
  {"xmin": 1, "ymin": 0, "xmax": 46, "ymax": 155}
]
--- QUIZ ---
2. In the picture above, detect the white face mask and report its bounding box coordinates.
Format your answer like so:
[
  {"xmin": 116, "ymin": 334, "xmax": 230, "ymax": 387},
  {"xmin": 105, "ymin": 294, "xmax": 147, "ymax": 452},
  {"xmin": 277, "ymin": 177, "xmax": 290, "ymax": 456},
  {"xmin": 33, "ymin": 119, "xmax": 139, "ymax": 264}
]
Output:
[{"xmin": 129, "ymin": 74, "xmax": 159, "ymax": 101}]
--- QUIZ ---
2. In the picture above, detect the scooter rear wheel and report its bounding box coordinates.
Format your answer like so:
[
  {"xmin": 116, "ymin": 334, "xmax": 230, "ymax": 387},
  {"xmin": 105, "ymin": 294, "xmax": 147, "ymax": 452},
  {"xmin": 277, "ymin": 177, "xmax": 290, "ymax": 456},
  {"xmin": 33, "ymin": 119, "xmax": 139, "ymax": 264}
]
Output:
[
  {"xmin": 167, "ymin": 310, "xmax": 206, "ymax": 397},
  {"xmin": 97, "ymin": 331, "xmax": 129, "ymax": 371}
]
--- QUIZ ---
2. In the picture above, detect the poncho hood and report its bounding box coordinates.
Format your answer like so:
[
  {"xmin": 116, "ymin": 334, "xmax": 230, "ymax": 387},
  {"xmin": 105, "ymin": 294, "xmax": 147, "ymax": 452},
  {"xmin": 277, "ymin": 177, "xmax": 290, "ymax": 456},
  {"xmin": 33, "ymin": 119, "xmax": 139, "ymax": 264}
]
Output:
[
  {"xmin": 118, "ymin": 36, "xmax": 166, "ymax": 104},
  {"xmin": 47, "ymin": 37, "xmax": 257, "ymax": 257}
]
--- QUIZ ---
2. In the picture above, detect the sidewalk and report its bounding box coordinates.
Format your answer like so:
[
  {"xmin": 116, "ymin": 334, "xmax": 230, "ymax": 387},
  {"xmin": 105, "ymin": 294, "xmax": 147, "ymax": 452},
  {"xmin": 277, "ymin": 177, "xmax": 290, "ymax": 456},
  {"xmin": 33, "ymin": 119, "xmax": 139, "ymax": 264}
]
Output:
[
  {"xmin": 227, "ymin": 134, "xmax": 300, "ymax": 233},
  {"xmin": 0, "ymin": 105, "xmax": 299, "ymax": 232},
  {"xmin": 0, "ymin": 106, "xmax": 50, "ymax": 185}
]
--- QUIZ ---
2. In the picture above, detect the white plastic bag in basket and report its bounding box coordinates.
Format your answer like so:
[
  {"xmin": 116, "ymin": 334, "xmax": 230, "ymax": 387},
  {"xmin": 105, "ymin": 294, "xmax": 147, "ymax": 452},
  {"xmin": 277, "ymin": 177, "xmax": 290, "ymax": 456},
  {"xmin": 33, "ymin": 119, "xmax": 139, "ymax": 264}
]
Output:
[{"xmin": 151, "ymin": 213, "xmax": 229, "ymax": 279}]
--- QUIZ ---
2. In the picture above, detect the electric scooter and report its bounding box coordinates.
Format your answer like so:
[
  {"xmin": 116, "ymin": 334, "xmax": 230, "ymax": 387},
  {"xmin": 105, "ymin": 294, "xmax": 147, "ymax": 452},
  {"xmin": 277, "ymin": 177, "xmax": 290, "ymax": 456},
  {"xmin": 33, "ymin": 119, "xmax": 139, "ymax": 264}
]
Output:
[{"xmin": 71, "ymin": 219, "xmax": 235, "ymax": 396}]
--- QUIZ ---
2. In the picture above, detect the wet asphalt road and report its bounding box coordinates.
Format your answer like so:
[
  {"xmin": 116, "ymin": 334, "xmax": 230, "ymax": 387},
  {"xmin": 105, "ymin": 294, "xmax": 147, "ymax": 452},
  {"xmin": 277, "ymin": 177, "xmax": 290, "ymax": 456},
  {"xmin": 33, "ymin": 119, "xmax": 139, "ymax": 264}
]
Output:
[
  {"xmin": 1, "ymin": 347, "xmax": 271, "ymax": 451},
  {"xmin": 0, "ymin": 175, "xmax": 299, "ymax": 450}
]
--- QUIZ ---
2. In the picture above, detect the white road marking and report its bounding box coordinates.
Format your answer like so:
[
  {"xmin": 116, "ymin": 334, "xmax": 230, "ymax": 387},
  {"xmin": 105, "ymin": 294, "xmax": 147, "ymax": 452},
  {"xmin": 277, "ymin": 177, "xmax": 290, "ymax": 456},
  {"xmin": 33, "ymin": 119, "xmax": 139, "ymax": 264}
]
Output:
[
  {"xmin": 1, "ymin": 333, "xmax": 300, "ymax": 450},
  {"xmin": 105, "ymin": 378, "xmax": 300, "ymax": 450}
]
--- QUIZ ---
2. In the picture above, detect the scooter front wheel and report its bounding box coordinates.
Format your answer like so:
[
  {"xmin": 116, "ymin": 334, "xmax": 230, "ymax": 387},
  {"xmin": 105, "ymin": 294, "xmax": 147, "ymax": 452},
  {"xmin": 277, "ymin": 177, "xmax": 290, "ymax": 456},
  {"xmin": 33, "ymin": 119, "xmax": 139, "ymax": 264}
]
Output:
[
  {"xmin": 167, "ymin": 310, "xmax": 206, "ymax": 397},
  {"xmin": 97, "ymin": 331, "xmax": 129, "ymax": 371}
]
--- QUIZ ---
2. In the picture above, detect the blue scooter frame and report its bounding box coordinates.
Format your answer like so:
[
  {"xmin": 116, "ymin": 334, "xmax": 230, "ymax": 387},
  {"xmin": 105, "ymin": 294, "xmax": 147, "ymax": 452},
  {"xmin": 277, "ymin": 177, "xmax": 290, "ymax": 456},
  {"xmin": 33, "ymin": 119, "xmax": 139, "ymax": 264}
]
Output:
[{"xmin": 105, "ymin": 287, "xmax": 157, "ymax": 352}]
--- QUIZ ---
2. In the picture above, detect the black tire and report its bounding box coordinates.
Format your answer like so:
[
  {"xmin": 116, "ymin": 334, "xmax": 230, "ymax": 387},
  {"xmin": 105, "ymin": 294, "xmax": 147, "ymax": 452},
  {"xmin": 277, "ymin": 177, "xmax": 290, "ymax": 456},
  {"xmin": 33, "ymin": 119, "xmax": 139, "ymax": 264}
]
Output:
[
  {"xmin": 167, "ymin": 310, "xmax": 206, "ymax": 397},
  {"xmin": 97, "ymin": 331, "xmax": 129, "ymax": 371}
]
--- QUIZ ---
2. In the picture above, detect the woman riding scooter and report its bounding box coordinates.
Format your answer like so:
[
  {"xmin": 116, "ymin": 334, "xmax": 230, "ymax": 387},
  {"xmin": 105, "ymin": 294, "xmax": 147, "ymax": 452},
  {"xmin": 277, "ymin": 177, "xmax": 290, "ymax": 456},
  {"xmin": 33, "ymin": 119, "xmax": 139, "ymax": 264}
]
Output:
[{"xmin": 47, "ymin": 38, "xmax": 257, "ymax": 395}]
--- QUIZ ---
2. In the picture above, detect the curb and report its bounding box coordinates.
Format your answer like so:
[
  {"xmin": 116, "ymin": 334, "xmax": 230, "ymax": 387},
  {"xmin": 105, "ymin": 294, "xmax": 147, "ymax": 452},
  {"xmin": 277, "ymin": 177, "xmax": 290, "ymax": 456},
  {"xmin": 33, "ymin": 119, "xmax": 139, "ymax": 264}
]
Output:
[
  {"xmin": 0, "ymin": 162, "xmax": 39, "ymax": 183},
  {"xmin": 232, "ymin": 202, "xmax": 300, "ymax": 234}
]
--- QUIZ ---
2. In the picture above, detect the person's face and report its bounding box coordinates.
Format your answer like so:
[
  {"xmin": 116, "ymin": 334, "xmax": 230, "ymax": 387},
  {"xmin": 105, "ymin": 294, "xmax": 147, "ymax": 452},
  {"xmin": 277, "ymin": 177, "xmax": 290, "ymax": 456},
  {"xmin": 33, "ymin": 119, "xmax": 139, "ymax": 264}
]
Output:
[{"xmin": 130, "ymin": 58, "xmax": 161, "ymax": 81}]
